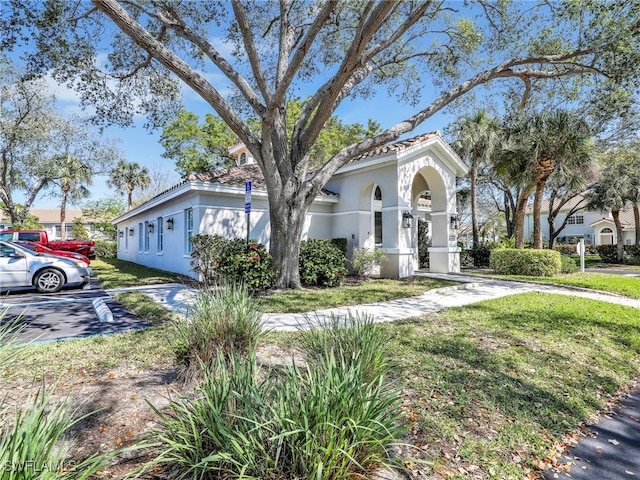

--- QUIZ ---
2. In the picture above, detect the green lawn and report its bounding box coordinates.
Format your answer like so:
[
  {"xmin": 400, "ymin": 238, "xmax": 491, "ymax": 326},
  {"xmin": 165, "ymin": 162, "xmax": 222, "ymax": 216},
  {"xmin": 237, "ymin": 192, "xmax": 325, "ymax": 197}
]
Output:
[
  {"xmin": 381, "ymin": 292, "xmax": 640, "ymax": 478},
  {"xmin": 91, "ymin": 258, "xmax": 184, "ymax": 289},
  {"xmin": 257, "ymin": 277, "xmax": 458, "ymax": 312},
  {"xmin": 488, "ymin": 272, "xmax": 640, "ymax": 299}
]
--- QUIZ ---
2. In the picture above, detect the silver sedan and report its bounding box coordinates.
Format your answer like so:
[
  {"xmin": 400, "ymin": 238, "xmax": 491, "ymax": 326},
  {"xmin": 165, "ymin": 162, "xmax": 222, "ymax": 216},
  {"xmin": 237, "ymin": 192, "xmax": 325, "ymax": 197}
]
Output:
[{"xmin": 0, "ymin": 240, "xmax": 92, "ymax": 293}]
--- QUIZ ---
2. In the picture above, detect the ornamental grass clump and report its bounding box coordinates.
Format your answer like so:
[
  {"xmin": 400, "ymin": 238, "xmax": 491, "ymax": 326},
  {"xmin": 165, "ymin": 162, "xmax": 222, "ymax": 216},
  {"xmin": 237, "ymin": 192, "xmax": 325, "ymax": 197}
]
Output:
[
  {"xmin": 172, "ymin": 282, "xmax": 266, "ymax": 385},
  {"xmin": 297, "ymin": 312, "xmax": 395, "ymax": 382},
  {"xmin": 147, "ymin": 313, "xmax": 405, "ymax": 479}
]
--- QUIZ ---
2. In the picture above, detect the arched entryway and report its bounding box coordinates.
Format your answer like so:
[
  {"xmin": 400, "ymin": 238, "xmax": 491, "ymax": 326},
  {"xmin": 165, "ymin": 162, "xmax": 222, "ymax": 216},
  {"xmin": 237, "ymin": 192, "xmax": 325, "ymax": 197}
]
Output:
[
  {"xmin": 408, "ymin": 165, "xmax": 459, "ymax": 273},
  {"xmin": 599, "ymin": 227, "xmax": 614, "ymax": 245}
]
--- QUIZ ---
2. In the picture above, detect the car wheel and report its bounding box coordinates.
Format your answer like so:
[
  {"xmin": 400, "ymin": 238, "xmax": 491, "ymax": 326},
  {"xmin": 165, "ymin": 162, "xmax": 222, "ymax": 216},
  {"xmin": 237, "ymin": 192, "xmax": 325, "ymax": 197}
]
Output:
[{"xmin": 34, "ymin": 268, "xmax": 65, "ymax": 293}]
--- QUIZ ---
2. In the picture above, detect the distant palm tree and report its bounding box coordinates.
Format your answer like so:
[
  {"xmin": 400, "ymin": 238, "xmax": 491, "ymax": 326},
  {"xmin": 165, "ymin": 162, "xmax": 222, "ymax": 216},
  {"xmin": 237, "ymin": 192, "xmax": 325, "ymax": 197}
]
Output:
[
  {"xmin": 452, "ymin": 111, "xmax": 500, "ymax": 247},
  {"xmin": 586, "ymin": 164, "xmax": 632, "ymax": 263},
  {"xmin": 107, "ymin": 160, "xmax": 151, "ymax": 210},
  {"xmin": 495, "ymin": 111, "xmax": 593, "ymax": 248},
  {"xmin": 50, "ymin": 154, "xmax": 93, "ymax": 238}
]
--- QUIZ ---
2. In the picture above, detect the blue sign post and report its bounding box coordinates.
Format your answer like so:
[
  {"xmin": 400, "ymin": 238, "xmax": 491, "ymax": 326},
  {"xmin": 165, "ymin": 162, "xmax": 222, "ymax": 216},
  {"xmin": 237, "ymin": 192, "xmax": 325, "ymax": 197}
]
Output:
[{"xmin": 245, "ymin": 181, "xmax": 252, "ymax": 244}]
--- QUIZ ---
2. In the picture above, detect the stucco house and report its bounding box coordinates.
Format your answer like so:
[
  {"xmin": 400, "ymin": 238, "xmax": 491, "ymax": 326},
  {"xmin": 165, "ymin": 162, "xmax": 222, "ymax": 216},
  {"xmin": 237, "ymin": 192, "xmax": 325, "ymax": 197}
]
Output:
[
  {"xmin": 523, "ymin": 195, "xmax": 638, "ymax": 246},
  {"xmin": 112, "ymin": 132, "xmax": 468, "ymax": 280}
]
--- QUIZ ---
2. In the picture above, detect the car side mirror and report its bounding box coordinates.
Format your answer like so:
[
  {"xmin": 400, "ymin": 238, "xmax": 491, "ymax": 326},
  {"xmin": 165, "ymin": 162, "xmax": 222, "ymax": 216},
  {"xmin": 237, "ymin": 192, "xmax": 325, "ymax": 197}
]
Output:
[{"xmin": 9, "ymin": 252, "xmax": 25, "ymax": 258}]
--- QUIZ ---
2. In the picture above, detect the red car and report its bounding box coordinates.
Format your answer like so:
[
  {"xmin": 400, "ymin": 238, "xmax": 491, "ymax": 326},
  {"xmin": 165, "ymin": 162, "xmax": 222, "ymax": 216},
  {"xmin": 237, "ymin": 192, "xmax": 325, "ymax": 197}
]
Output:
[{"xmin": 14, "ymin": 241, "xmax": 91, "ymax": 265}]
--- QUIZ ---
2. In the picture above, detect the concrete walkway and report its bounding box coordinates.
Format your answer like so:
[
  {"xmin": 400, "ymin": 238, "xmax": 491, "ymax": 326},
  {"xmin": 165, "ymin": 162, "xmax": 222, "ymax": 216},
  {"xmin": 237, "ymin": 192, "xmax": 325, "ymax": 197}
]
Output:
[{"xmin": 108, "ymin": 273, "xmax": 640, "ymax": 331}]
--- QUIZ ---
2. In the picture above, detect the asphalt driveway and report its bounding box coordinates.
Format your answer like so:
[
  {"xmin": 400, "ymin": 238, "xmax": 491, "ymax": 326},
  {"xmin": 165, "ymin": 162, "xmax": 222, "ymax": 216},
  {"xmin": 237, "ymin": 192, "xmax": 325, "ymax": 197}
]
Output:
[{"xmin": 0, "ymin": 280, "xmax": 149, "ymax": 344}]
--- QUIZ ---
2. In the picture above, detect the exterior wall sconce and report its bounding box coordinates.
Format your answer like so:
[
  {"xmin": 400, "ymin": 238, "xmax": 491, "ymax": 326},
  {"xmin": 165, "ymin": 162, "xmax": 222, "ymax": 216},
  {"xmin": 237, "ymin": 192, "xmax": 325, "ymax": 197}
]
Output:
[
  {"xmin": 450, "ymin": 214, "xmax": 459, "ymax": 230},
  {"xmin": 166, "ymin": 218, "xmax": 174, "ymax": 230},
  {"xmin": 148, "ymin": 223, "xmax": 154, "ymax": 234},
  {"xmin": 129, "ymin": 228, "xmax": 134, "ymax": 236},
  {"xmin": 118, "ymin": 230, "xmax": 124, "ymax": 238},
  {"xmin": 402, "ymin": 211, "xmax": 414, "ymax": 228}
]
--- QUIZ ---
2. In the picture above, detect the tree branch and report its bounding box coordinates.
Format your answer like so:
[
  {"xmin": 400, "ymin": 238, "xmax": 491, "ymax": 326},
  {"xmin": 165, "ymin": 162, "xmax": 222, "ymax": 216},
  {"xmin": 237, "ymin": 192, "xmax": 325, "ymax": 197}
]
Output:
[
  {"xmin": 91, "ymin": 0, "xmax": 260, "ymax": 151},
  {"xmin": 231, "ymin": 0, "xmax": 272, "ymax": 103}
]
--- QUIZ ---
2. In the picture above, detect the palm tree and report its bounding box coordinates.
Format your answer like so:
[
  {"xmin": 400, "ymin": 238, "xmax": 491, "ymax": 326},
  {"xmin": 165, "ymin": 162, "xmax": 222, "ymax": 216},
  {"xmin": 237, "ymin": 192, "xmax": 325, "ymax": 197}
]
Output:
[
  {"xmin": 586, "ymin": 164, "xmax": 632, "ymax": 263},
  {"xmin": 495, "ymin": 111, "xmax": 593, "ymax": 249},
  {"xmin": 452, "ymin": 111, "xmax": 500, "ymax": 247},
  {"xmin": 50, "ymin": 154, "xmax": 93, "ymax": 238},
  {"xmin": 107, "ymin": 160, "xmax": 151, "ymax": 210}
]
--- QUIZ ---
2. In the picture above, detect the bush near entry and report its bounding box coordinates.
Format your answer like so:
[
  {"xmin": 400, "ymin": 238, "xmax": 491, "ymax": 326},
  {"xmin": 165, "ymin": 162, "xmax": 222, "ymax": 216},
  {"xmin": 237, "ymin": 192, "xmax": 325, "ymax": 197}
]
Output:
[
  {"xmin": 299, "ymin": 238, "xmax": 348, "ymax": 287},
  {"xmin": 490, "ymin": 248, "xmax": 562, "ymax": 276}
]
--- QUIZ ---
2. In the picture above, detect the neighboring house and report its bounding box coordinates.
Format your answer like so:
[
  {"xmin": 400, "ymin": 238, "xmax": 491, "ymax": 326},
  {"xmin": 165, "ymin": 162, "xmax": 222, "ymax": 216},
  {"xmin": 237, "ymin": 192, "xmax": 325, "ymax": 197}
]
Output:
[
  {"xmin": 112, "ymin": 132, "xmax": 469, "ymax": 280},
  {"xmin": 523, "ymin": 195, "xmax": 637, "ymax": 246},
  {"xmin": 0, "ymin": 209, "xmax": 96, "ymax": 240}
]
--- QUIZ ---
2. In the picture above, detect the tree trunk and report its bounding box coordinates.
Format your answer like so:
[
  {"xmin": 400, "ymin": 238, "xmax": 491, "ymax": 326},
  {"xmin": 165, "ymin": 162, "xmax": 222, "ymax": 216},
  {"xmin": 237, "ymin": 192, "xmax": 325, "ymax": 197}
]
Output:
[
  {"xmin": 268, "ymin": 191, "xmax": 307, "ymax": 289},
  {"xmin": 532, "ymin": 181, "xmax": 545, "ymax": 249},
  {"xmin": 612, "ymin": 209, "xmax": 625, "ymax": 263},
  {"xmin": 514, "ymin": 187, "xmax": 533, "ymax": 249},
  {"xmin": 470, "ymin": 164, "xmax": 479, "ymax": 246},
  {"xmin": 634, "ymin": 203, "xmax": 640, "ymax": 245},
  {"xmin": 60, "ymin": 189, "xmax": 68, "ymax": 239}
]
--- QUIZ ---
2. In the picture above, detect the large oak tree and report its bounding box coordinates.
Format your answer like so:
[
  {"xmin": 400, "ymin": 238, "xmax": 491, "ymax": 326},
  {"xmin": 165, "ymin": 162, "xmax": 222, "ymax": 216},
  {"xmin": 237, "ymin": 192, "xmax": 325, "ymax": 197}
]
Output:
[{"xmin": 6, "ymin": 0, "xmax": 639, "ymax": 287}]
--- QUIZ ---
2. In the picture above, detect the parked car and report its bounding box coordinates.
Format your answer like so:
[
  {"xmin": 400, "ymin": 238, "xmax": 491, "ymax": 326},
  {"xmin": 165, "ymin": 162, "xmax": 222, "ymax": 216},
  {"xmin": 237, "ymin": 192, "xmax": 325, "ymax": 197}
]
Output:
[
  {"xmin": 0, "ymin": 240, "xmax": 92, "ymax": 293},
  {"xmin": 0, "ymin": 229, "xmax": 96, "ymax": 259},
  {"xmin": 13, "ymin": 241, "xmax": 91, "ymax": 265}
]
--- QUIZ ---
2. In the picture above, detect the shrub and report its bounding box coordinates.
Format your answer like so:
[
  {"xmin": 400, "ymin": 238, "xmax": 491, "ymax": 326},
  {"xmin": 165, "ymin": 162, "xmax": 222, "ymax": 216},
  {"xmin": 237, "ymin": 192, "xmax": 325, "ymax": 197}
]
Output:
[
  {"xmin": 554, "ymin": 244, "xmax": 579, "ymax": 256},
  {"xmin": 94, "ymin": 240, "xmax": 117, "ymax": 258},
  {"xmin": 330, "ymin": 237, "xmax": 348, "ymax": 256},
  {"xmin": 596, "ymin": 244, "xmax": 619, "ymax": 263},
  {"xmin": 146, "ymin": 314, "xmax": 404, "ymax": 479},
  {"xmin": 490, "ymin": 248, "xmax": 562, "ymax": 276},
  {"xmin": 299, "ymin": 239, "xmax": 347, "ymax": 287},
  {"xmin": 470, "ymin": 243, "xmax": 493, "ymax": 267},
  {"xmin": 350, "ymin": 247, "xmax": 387, "ymax": 277},
  {"xmin": 560, "ymin": 255, "xmax": 579, "ymax": 274},
  {"xmin": 626, "ymin": 244, "xmax": 640, "ymax": 265},
  {"xmin": 172, "ymin": 283, "xmax": 266, "ymax": 385},
  {"xmin": 190, "ymin": 235, "xmax": 274, "ymax": 290}
]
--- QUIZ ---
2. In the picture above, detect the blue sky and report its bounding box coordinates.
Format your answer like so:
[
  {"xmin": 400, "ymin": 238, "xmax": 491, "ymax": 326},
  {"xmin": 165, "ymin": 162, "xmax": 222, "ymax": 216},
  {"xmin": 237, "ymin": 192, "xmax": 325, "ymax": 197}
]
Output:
[{"xmin": 28, "ymin": 74, "xmax": 455, "ymax": 210}]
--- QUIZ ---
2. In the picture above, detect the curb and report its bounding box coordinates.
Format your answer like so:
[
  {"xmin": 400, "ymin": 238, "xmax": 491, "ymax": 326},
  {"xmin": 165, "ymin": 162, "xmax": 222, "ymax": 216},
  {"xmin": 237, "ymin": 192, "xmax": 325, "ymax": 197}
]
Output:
[{"xmin": 92, "ymin": 298, "xmax": 114, "ymax": 323}]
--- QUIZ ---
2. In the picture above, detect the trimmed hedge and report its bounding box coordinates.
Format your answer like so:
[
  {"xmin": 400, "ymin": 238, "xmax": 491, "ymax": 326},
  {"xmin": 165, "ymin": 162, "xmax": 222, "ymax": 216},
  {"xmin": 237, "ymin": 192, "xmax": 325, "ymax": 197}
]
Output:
[
  {"xmin": 596, "ymin": 244, "xmax": 619, "ymax": 263},
  {"xmin": 626, "ymin": 244, "xmax": 640, "ymax": 265},
  {"xmin": 490, "ymin": 249, "xmax": 562, "ymax": 276}
]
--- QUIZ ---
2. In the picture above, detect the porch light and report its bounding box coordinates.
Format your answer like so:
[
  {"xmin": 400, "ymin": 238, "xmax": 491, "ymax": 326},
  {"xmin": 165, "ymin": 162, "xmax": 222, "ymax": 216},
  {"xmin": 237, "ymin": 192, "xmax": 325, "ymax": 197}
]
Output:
[
  {"xmin": 148, "ymin": 223, "xmax": 154, "ymax": 234},
  {"xmin": 402, "ymin": 211, "xmax": 414, "ymax": 228},
  {"xmin": 450, "ymin": 214, "xmax": 459, "ymax": 230},
  {"xmin": 166, "ymin": 218, "xmax": 174, "ymax": 230},
  {"xmin": 129, "ymin": 229, "xmax": 134, "ymax": 236},
  {"xmin": 118, "ymin": 230, "xmax": 123, "ymax": 238}
]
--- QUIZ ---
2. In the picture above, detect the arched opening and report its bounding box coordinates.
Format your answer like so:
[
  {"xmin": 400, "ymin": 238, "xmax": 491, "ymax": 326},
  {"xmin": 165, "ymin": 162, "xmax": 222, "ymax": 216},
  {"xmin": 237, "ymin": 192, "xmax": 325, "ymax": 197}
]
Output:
[
  {"xmin": 373, "ymin": 186, "xmax": 382, "ymax": 247},
  {"xmin": 600, "ymin": 227, "xmax": 614, "ymax": 245}
]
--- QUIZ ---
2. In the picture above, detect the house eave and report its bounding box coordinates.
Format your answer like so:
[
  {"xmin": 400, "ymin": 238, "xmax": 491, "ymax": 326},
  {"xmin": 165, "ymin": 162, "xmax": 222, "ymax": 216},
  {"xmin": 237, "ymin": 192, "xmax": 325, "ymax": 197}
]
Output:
[{"xmin": 112, "ymin": 180, "xmax": 338, "ymax": 225}]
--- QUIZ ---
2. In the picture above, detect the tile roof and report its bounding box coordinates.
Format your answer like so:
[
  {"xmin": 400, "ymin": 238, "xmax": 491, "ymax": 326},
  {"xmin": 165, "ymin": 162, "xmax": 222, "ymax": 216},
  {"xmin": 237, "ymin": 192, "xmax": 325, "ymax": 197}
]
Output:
[
  {"xmin": 142, "ymin": 132, "xmax": 443, "ymax": 205},
  {"xmin": 352, "ymin": 132, "xmax": 439, "ymax": 161}
]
